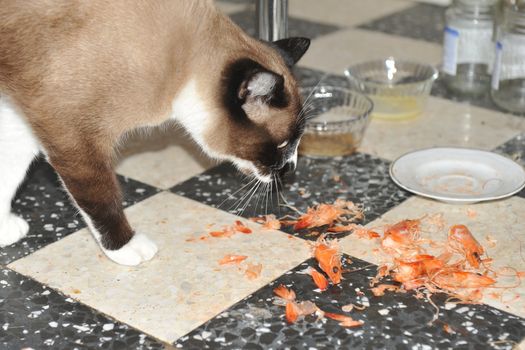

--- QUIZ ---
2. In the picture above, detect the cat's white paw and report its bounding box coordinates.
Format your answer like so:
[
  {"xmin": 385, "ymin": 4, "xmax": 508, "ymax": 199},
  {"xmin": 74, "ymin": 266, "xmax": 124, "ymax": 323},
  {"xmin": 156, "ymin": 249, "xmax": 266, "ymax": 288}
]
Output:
[
  {"xmin": 0, "ymin": 213, "xmax": 29, "ymax": 247},
  {"xmin": 103, "ymin": 234, "xmax": 158, "ymax": 266}
]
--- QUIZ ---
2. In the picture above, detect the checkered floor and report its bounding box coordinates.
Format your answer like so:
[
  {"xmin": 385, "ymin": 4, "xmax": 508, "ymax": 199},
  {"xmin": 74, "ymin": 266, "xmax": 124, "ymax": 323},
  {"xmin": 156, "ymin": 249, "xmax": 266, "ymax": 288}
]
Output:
[{"xmin": 2, "ymin": 1, "xmax": 525, "ymax": 349}]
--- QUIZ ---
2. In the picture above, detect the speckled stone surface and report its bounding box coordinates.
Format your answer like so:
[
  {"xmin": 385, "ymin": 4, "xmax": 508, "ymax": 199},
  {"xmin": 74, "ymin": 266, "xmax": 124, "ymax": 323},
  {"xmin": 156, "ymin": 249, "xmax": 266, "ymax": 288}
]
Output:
[
  {"xmin": 494, "ymin": 133, "xmax": 525, "ymax": 198},
  {"xmin": 2, "ymin": 2, "xmax": 525, "ymax": 349},
  {"xmin": 358, "ymin": 3, "xmax": 446, "ymax": 45},
  {"xmin": 293, "ymin": 66, "xmax": 350, "ymax": 89},
  {"xmin": 9, "ymin": 192, "xmax": 312, "ymax": 344},
  {"xmin": 288, "ymin": 0, "xmax": 414, "ymax": 28},
  {"xmin": 431, "ymin": 77, "xmax": 511, "ymax": 115},
  {"xmin": 339, "ymin": 195, "xmax": 525, "ymax": 319},
  {"xmin": 229, "ymin": 10, "xmax": 341, "ymax": 40},
  {"xmin": 494, "ymin": 133, "xmax": 525, "ymax": 167},
  {"xmin": 174, "ymin": 257, "xmax": 525, "ymax": 349},
  {"xmin": 171, "ymin": 153, "xmax": 412, "ymax": 240},
  {"xmin": 359, "ymin": 95, "xmax": 524, "ymax": 161},
  {"xmin": 0, "ymin": 268, "xmax": 165, "ymax": 350},
  {"xmin": 2, "ymin": 158, "xmax": 159, "ymax": 265},
  {"xmin": 300, "ymin": 27, "xmax": 443, "ymax": 75}
]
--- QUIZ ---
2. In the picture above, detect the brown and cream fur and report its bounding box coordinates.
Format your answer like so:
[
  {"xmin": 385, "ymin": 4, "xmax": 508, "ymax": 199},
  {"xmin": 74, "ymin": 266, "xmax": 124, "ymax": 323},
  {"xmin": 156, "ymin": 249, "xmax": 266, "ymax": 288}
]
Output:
[{"xmin": 0, "ymin": 0, "xmax": 309, "ymax": 265}]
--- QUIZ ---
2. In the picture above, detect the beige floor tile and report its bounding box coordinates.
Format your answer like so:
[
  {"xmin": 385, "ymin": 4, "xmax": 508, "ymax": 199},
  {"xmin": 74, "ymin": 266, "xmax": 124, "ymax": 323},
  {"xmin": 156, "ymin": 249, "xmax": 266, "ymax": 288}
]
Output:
[
  {"xmin": 358, "ymin": 96, "xmax": 525, "ymax": 161},
  {"xmin": 299, "ymin": 28, "xmax": 442, "ymax": 75},
  {"xmin": 289, "ymin": 0, "xmax": 413, "ymax": 27},
  {"xmin": 9, "ymin": 192, "xmax": 311, "ymax": 343},
  {"xmin": 339, "ymin": 196, "xmax": 525, "ymax": 318},
  {"xmin": 415, "ymin": 0, "xmax": 451, "ymax": 5},
  {"xmin": 216, "ymin": 1, "xmax": 249, "ymax": 15},
  {"xmin": 116, "ymin": 127, "xmax": 216, "ymax": 189}
]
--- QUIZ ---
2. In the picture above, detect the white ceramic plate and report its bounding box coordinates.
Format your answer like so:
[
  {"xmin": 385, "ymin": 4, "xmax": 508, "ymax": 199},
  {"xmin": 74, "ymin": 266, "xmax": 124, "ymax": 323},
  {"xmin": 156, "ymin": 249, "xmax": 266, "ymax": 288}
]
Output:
[{"xmin": 390, "ymin": 147, "xmax": 525, "ymax": 204}]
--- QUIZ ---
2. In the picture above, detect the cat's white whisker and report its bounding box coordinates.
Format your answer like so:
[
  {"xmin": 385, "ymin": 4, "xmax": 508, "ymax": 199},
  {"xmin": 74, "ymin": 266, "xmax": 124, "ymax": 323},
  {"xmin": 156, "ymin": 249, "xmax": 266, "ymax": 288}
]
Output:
[
  {"xmin": 273, "ymin": 174, "xmax": 280, "ymax": 217},
  {"xmin": 237, "ymin": 177, "xmax": 261, "ymax": 214},
  {"xmin": 217, "ymin": 176, "xmax": 258, "ymax": 210},
  {"xmin": 297, "ymin": 73, "xmax": 330, "ymax": 123},
  {"xmin": 264, "ymin": 174, "xmax": 275, "ymax": 215},
  {"xmin": 298, "ymin": 100, "xmax": 316, "ymax": 122},
  {"xmin": 239, "ymin": 179, "xmax": 262, "ymax": 215},
  {"xmin": 254, "ymin": 181, "xmax": 266, "ymax": 214},
  {"xmin": 228, "ymin": 176, "xmax": 259, "ymax": 213}
]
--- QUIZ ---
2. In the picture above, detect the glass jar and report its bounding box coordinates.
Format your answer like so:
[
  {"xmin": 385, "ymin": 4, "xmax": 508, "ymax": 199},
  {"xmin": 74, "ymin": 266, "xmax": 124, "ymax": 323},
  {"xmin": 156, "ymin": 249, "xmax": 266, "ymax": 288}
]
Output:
[
  {"xmin": 442, "ymin": 0, "xmax": 497, "ymax": 96},
  {"xmin": 491, "ymin": 4, "xmax": 525, "ymax": 114}
]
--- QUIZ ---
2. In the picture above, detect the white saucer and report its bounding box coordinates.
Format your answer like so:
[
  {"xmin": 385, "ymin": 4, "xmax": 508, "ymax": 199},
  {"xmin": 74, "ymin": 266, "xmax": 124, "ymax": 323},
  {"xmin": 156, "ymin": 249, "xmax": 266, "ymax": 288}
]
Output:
[{"xmin": 389, "ymin": 147, "xmax": 525, "ymax": 204}]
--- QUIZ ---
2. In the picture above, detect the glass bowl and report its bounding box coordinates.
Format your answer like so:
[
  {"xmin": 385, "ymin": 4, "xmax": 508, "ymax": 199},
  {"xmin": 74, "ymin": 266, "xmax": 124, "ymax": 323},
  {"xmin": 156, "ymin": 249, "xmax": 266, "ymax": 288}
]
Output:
[
  {"xmin": 298, "ymin": 85, "xmax": 373, "ymax": 158},
  {"xmin": 344, "ymin": 57, "xmax": 438, "ymax": 120}
]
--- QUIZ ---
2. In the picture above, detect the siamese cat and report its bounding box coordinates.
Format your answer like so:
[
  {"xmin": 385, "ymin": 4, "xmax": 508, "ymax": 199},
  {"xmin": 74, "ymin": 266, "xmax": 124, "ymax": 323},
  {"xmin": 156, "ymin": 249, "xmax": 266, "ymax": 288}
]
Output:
[{"xmin": 0, "ymin": 0, "xmax": 310, "ymax": 265}]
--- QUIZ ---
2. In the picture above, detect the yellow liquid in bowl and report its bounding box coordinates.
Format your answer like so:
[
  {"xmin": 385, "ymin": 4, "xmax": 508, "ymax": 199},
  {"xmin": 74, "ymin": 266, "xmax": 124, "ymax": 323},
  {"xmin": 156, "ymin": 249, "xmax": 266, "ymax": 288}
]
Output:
[
  {"xmin": 370, "ymin": 95, "xmax": 423, "ymax": 120},
  {"xmin": 298, "ymin": 132, "xmax": 357, "ymax": 157}
]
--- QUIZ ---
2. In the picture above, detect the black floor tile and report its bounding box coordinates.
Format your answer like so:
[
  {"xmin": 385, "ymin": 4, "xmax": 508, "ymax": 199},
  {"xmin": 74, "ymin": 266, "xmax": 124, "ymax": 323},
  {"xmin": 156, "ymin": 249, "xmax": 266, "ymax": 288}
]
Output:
[
  {"xmin": 293, "ymin": 66, "xmax": 350, "ymax": 89},
  {"xmin": 2, "ymin": 158, "xmax": 160, "ymax": 265},
  {"xmin": 229, "ymin": 10, "xmax": 341, "ymax": 40},
  {"xmin": 358, "ymin": 3, "xmax": 445, "ymax": 44},
  {"xmin": 430, "ymin": 77, "xmax": 512, "ymax": 115},
  {"xmin": 171, "ymin": 153, "xmax": 412, "ymax": 240},
  {"xmin": 174, "ymin": 256, "xmax": 525, "ymax": 349},
  {"xmin": 493, "ymin": 133, "xmax": 525, "ymax": 198},
  {"xmin": 494, "ymin": 133, "xmax": 525, "ymax": 167},
  {"xmin": 0, "ymin": 268, "xmax": 166, "ymax": 350}
]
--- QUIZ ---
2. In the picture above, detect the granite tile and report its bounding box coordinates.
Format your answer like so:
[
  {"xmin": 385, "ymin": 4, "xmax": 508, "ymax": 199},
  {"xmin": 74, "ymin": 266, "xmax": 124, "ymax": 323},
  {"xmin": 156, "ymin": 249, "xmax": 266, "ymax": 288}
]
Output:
[
  {"xmin": 289, "ymin": 0, "xmax": 413, "ymax": 28},
  {"xmin": 171, "ymin": 153, "xmax": 412, "ymax": 240},
  {"xmin": 299, "ymin": 28, "xmax": 442, "ymax": 75},
  {"xmin": 116, "ymin": 127, "xmax": 216, "ymax": 190},
  {"xmin": 358, "ymin": 3, "xmax": 446, "ymax": 44},
  {"xmin": 340, "ymin": 195, "xmax": 525, "ymax": 318},
  {"xmin": 293, "ymin": 66, "xmax": 350, "ymax": 89},
  {"xmin": 2, "ymin": 158, "xmax": 159, "ymax": 266},
  {"xmin": 430, "ymin": 77, "xmax": 514, "ymax": 116},
  {"xmin": 493, "ymin": 133, "xmax": 525, "ymax": 198},
  {"xmin": 175, "ymin": 256, "xmax": 525, "ymax": 349},
  {"xmin": 358, "ymin": 96, "xmax": 525, "ymax": 161},
  {"xmin": 8, "ymin": 192, "xmax": 311, "ymax": 343},
  {"xmin": 0, "ymin": 268, "xmax": 165, "ymax": 350},
  {"xmin": 228, "ymin": 10, "xmax": 341, "ymax": 40},
  {"xmin": 494, "ymin": 133, "xmax": 525, "ymax": 168}
]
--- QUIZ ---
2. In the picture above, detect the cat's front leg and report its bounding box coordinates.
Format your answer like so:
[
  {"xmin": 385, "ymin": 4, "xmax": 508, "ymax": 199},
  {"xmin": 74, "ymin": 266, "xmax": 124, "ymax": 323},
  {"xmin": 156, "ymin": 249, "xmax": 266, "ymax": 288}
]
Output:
[{"xmin": 49, "ymin": 155, "xmax": 158, "ymax": 266}]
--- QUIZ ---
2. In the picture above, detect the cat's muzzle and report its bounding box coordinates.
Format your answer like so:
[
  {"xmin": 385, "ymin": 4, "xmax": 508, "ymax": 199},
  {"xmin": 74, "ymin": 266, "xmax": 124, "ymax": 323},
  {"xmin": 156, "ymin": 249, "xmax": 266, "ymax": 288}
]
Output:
[{"xmin": 277, "ymin": 160, "xmax": 296, "ymax": 181}]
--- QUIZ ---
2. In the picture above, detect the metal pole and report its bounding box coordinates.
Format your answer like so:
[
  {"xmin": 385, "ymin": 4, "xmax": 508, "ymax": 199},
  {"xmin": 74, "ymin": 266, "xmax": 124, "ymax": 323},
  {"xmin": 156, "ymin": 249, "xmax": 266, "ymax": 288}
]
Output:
[{"xmin": 256, "ymin": 0, "xmax": 289, "ymax": 41}]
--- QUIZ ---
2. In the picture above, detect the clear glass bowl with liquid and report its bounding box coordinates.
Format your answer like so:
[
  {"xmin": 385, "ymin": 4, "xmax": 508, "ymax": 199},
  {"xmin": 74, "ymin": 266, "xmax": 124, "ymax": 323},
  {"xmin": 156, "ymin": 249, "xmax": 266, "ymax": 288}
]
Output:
[
  {"xmin": 344, "ymin": 58, "xmax": 438, "ymax": 120},
  {"xmin": 298, "ymin": 85, "xmax": 373, "ymax": 158}
]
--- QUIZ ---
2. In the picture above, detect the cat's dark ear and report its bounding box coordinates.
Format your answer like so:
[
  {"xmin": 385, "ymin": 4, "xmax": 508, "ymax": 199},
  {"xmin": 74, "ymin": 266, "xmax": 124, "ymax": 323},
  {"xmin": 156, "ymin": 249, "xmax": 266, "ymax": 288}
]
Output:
[
  {"xmin": 272, "ymin": 37, "xmax": 310, "ymax": 67},
  {"xmin": 223, "ymin": 59, "xmax": 287, "ymax": 123}
]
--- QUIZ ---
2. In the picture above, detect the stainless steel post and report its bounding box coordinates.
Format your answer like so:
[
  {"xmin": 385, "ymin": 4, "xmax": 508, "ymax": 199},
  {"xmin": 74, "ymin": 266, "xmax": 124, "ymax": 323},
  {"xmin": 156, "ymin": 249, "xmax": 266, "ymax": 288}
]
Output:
[{"xmin": 256, "ymin": 0, "xmax": 289, "ymax": 41}]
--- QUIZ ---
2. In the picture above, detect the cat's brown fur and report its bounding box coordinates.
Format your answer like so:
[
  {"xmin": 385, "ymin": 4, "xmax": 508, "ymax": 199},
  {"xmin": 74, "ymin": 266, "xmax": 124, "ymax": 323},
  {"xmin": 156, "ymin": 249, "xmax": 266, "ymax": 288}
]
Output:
[{"xmin": 0, "ymin": 0, "xmax": 309, "ymax": 264}]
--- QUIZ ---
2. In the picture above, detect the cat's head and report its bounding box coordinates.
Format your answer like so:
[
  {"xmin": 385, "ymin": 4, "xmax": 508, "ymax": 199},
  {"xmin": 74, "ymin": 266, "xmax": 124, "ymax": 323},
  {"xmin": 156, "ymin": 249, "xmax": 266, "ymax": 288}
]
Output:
[{"xmin": 196, "ymin": 37, "xmax": 311, "ymax": 183}]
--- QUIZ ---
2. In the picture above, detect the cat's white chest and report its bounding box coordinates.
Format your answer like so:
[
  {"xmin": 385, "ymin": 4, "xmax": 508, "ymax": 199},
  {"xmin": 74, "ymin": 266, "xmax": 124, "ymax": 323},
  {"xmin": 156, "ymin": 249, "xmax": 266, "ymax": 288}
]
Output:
[{"xmin": 170, "ymin": 79, "xmax": 210, "ymax": 146}]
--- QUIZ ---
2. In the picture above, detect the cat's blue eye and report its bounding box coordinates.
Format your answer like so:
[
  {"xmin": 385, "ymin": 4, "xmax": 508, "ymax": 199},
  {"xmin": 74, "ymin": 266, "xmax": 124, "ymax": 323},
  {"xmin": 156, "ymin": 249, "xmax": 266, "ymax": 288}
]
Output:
[{"xmin": 277, "ymin": 140, "xmax": 289, "ymax": 149}]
